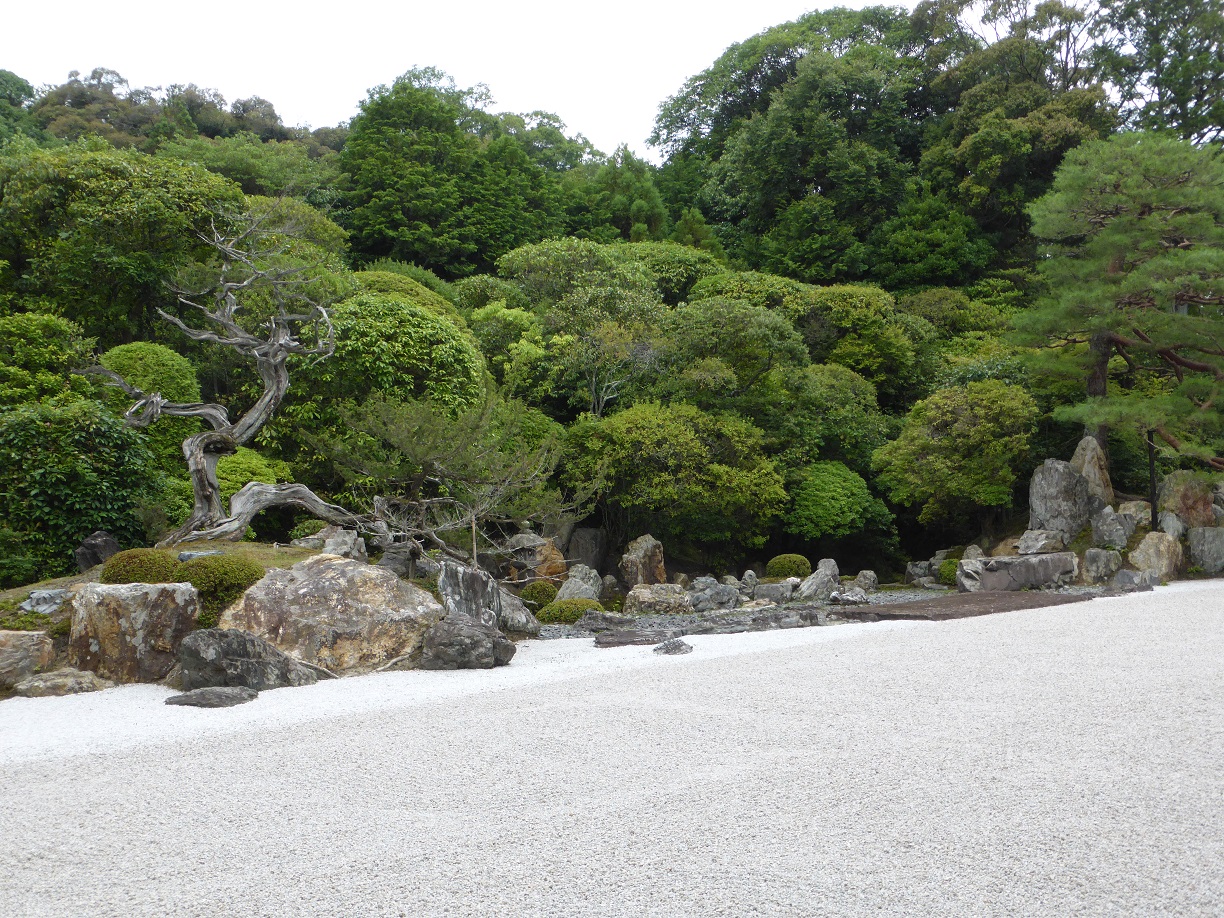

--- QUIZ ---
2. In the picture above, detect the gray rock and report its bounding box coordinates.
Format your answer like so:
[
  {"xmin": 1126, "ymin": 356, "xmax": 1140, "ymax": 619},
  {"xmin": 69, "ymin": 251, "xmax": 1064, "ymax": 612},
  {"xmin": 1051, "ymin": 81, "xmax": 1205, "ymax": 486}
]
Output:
[
  {"xmin": 1111, "ymin": 569, "xmax": 1160, "ymax": 592},
  {"xmin": 376, "ymin": 545, "xmax": 443, "ymax": 580},
  {"xmin": 917, "ymin": 577, "xmax": 946, "ymax": 590},
  {"xmin": 322, "ymin": 529, "xmax": 368, "ymax": 563},
  {"xmin": 1118, "ymin": 500, "xmax": 1153, "ymax": 523},
  {"xmin": 18, "ymin": 589, "xmax": 69, "ymax": 616},
  {"xmin": 178, "ymin": 628, "xmax": 318, "ymax": 692},
  {"xmin": 719, "ymin": 575, "xmax": 740, "ymax": 588},
  {"xmin": 619, "ymin": 534, "xmax": 666, "ymax": 586},
  {"xmin": 13, "ymin": 668, "xmax": 113, "ymax": 697},
  {"xmin": 1018, "ymin": 529, "xmax": 1068, "ymax": 555},
  {"xmin": 291, "ymin": 524, "xmax": 340, "ymax": 550},
  {"xmin": 653, "ymin": 638, "xmax": 693, "ymax": 656},
  {"xmin": 1214, "ymin": 506, "xmax": 1224, "ymax": 526},
  {"xmin": 755, "ymin": 579, "xmax": 798, "ymax": 604},
  {"xmin": 738, "ymin": 570, "xmax": 759, "ymax": 598},
  {"xmin": 672, "ymin": 572, "xmax": 691, "ymax": 589},
  {"xmin": 956, "ymin": 553, "xmax": 1078, "ymax": 592},
  {"xmin": 545, "ymin": 519, "xmax": 576, "ymax": 557},
  {"xmin": 961, "ymin": 545, "xmax": 985, "ymax": 561},
  {"xmin": 556, "ymin": 563, "xmax": 603, "ymax": 602},
  {"xmin": 1070, "ymin": 435, "xmax": 1114, "ymax": 505},
  {"xmin": 830, "ymin": 587, "xmax": 869, "ymax": 605},
  {"xmin": 1029, "ymin": 459, "xmax": 1104, "ymax": 539},
  {"xmin": 568, "ymin": 527, "xmax": 607, "ymax": 573},
  {"xmin": 220, "ymin": 555, "xmax": 445, "ymax": 674},
  {"xmin": 1187, "ymin": 527, "xmax": 1224, "ymax": 575},
  {"xmin": 437, "ymin": 560, "xmax": 500, "ymax": 629},
  {"xmin": 74, "ymin": 531, "xmax": 120, "ymax": 572},
  {"xmin": 165, "ymin": 686, "xmax": 258, "ymax": 708},
  {"xmin": 69, "ymin": 582, "xmax": 201, "ymax": 683},
  {"xmin": 0, "ymin": 630, "xmax": 54, "ymax": 689},
  {"xmin": 905, "ymin": 561, "xmax": 933, "ymax": 584},
  {"xmin": 574, "ymin": 610, "xmax": 637, "ymax": 632},
  {"xmin": 177, "ymin": 550, "xmax": 224, "ymax": 563},
  {"xmin": 931, "ymin": 549, "xmax": 951, "ymax": 564},
  {"xmin": 1091, "ymin": 508, "xmax": 1135, "ymax": 551},
  {"xmin": 418, "ymin": 616, "xmax": 515, "ymax": 670},
  {"xmin": 816, "ymin": 558, "xmax": 839, "ymax": 581},
  {"xmin": 624, "ymin": 583, "xmax": 694, "ymax": 616},
  {"xmin": 1083, "ymin": 549, "xmax": 1123, "ymax": 585},
  {"xmin": 495, "ymin": 588, "xmax": 541, "ymax": 638},
  {"xmin": 1128, "ymin": 531, "xmax": 1183, "ymax": 580},
  {"xmin": 796, "ymin": 570, "xmax": 837, "ymax": 602},
  {"xmin": 689, "ymin": 576, "xmax": 740, "ymax": 614},
  {"xmin": 1158, "ymin": 510, "xmax": 1187, "ymax": 542},
  {"xmin": 956, "ymin": 559, "xmax": 984, "ymax": 593}
]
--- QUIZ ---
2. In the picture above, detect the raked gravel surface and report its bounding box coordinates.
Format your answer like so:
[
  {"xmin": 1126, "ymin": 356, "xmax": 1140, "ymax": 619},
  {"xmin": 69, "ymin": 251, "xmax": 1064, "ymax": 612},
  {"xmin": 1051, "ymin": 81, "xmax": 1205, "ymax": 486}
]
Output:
[{"xmin": 2, "ymin": 582, "xmax": 1222, "ymax": 917}]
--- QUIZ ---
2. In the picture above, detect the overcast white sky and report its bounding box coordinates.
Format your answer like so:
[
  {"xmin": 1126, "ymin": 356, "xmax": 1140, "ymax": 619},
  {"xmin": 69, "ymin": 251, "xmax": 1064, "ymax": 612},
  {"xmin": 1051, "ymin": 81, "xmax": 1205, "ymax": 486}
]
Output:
[{"xmin": 5, "ymin": 0, "xmax": 900, "ymax": 159}]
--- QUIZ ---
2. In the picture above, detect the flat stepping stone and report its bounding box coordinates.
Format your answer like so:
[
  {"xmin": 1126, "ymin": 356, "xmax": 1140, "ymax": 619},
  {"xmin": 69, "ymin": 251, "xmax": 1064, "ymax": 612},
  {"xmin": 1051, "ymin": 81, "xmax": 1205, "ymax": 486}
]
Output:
[
  {"xmin": 165, "ymin": 686, "xmax": 258, "ymax": 708},
  {"xmin": 653, "ymin": 638, "xmax": 693, "ymax": 656}
]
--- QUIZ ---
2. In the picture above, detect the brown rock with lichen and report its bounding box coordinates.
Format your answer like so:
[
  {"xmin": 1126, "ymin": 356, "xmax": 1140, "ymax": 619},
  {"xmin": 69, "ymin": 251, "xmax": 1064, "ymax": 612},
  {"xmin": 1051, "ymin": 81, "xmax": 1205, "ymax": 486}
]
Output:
[{"xmin": 69, "ymin": 583, "xmax": 200, "ymax": 683}]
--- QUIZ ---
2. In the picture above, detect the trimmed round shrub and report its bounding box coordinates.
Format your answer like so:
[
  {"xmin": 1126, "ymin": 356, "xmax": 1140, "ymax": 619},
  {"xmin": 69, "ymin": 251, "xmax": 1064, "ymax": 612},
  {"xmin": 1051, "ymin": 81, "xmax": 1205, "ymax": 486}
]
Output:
[
  {"xmin": 100, "ymin": 549, "xmax": 179, "ymax": 585},
  {"xmin": 938, "ymin": 558, "xmax": 959, "ymax": 586},
  {"xmin": 765, "ymin": 554, "xmax": 812, "ymax": 579},
  {"xmin": 174, "ymin": 555, "xmax": 266, "ymax": 629},
  {"xmin": 518, "ymin": 580, "xmax": 558, "ymax": 611},
  {"xmin": 537, "ymin": 598, "xmax": 603, "ymax": 624}
]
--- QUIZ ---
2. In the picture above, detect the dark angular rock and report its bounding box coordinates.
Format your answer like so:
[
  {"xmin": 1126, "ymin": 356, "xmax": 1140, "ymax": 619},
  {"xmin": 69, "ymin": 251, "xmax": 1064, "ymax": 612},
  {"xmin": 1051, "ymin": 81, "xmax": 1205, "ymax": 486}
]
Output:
[
  {"xmin": 179, "ymin": 628, "xmax": 318, "ymax": 692},
  {"xmin": 74, "ymin": 531, "xmax": 120, "ymax": 572},
  {"xmin": 1188, "ymin": 526, "xmax": 1224, "ymax": 575},
  {"xmin": 574, "ymin": 610, "xmax": 637, "ymax": 632},
  {"xmin": 568, "ymin": 527, "xmax": 608, "ymax": 573},
  {"xmin": 689, "ymin": 576, "xmax": 740, "ymax": 614},
  {"xmin": 653, "ymin": 638, "xmax": 693, "ymax": 655},
  {"xmin": 418, "ymin": 616, "xmax": 515, "ymax": 669},
  {"xmin": 437, "ymin": 560, "xmax": 500, "ymax": 629},
  {"xmin": 165, "ymin": 686, "xmax": 258, "ymax": 708},
  {"xmin": 1028, "ymin": 459, "xmax": 1105, "ymax": 539}
]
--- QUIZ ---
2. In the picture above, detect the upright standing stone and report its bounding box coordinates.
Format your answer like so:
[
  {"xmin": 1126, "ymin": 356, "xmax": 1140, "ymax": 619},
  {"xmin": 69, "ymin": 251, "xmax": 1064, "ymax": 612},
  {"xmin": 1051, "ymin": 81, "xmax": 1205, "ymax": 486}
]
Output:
[
  {"xmin": 619, "ymin": 534, "xmax": 667, "ymax": 586},
  {"xmin": 1187, "ymin": 528, "xmax": 1224, "ymax": 575},
  {"xmin": 1070, "ymin": 436, "xmax": 1114, "ymax": 505},
  {"xmin": 322, "ymin": 529, "xmax": 368, "ymax": 563},
  {"xmin": 1029, "ymin": 459, "xmax": 1104, "ymax": 539},
  {"xmin": 567, "ymin": 527, "xmax": 608, "ymax": 573},
  {"xmin": 816, "ymin": 559, "xmax": 839, "ymax": 581},
  {"xmin": 74, "ymin": 531, "xmax": 120, "ymax": 572},
  {"xmin": 437, "ymin": 560, "xmax": 500, "ymax": 629},
  {"xmin": 1158, "ymin": 471, "xmax": 1216, "ymax": 529}
]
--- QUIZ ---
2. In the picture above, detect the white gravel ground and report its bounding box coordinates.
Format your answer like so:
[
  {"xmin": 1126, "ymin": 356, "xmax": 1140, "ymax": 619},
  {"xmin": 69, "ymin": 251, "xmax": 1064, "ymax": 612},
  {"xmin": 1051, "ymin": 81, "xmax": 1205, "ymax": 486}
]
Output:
[{"xmin": 2, "ymin": 582, "xmax": 1222, "ymax": 917}]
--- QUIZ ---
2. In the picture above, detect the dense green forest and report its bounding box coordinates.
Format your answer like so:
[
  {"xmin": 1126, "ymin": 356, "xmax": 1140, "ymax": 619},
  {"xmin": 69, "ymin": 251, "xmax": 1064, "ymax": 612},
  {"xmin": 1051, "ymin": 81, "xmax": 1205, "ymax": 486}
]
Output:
[{"xmin": 1, "ymin": 0, "xmax": 1222, "ymax": 584}]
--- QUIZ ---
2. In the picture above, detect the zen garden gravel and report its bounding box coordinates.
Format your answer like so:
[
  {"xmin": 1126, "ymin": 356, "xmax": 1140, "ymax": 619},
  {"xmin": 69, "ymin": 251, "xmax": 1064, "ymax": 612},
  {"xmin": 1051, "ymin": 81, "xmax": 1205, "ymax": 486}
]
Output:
[{"xmin": 1, "ymin": 580, "xmax": 1220, "ymax": 916}]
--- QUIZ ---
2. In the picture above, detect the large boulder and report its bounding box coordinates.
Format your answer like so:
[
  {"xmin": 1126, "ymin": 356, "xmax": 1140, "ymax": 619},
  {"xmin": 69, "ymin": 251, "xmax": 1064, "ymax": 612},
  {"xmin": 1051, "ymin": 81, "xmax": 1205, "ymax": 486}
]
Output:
[
  {"xmin": 1070, "ymin": 436, "xmax": 1114, "ymax": 505},
  {"xmin": 219, "ymin": 555, "xmax": 445, "ymax": 674},
  {"xmin": 689, "ymin": 576, "xmax": 740, "ymax": 614},
  {"xmin": 69, "ymin": 583, "xmax": 200, "ymax": 683},
  {"xmin": 13, "ymin": 668, "xmax": 113, "ymax": 697},
  {"xmin": 816, "ymin": 558, "xmax": 839, "ymax": 580},
  {"xmin": 504, "ymin": 533, "xmax": 567, "ymax": 580},
  {"xmin": 1158, "ymin": 510, "xmax": 1187, "ymax": 542},
  {"xmin": 179, "ymin": 628, "xmax": 318, "ymax": 692},
  {"xmin": 568, "ymin": 528, "xmax": 608, "ymax": 574},
  {"xmin": 437, "ymin": 560, "xmax": 499, "ymax": 629},
  {"xmin": 495, "ymin": 588, "xmax": 541, "ymax": 639},
  {"xmin": 619, "ymin": 534, "xmax": 667, "ymax": 587},
  {"xmin": 1111, "ymin": 569, "xmax": 1161, "ymax": 593},
  {"xmin": 1158, "ymin": 471, "xmax": 1216, "ymax": 529},
  {"xmin": 1029, "ymin": 459, "xmax": 1104, "ymax": 539},
  {"xmin": 556, "ymin": 564, "xmax": 603, "ymax": 602},
  {"xmin": 956, "ymin": 553, "xmax": 1078, "ymax": 592},
  {"xmin": 1187, "ymin": 527, "xmax": 1224, "ymax": 575},
  {"xmin": 852, "ymin": 570, "xmax": 880, "ymax": 592},
  {"xmin": 905, "ymin": 561, "xmax": 933, "ymax": 583},
  {"xmin": 796, "ymin": 570, "xmax": 837, "ymax": 602},
  {"xmin": 1083, "ymin": 548, "xmax": 1123, "ymax": 584},
  {"xmin": 755, "ymin": 579, "xmax": 798, "ymax": 605},
  {"xmin": 1127, "ymin": 531, "xmax": 1183, "ymax": 581},
  {"xmin": 0, "ymin": 631, "xmax": 54, "ymax": 689},
  {"xmin": 73, "ymin": 531, "xmax": 120, "ymax": 572},
  {"xmin": 623, "ymin": 583, "xmax": 693, "ymax": 616},
  {"xmin": 417, "ymin": 616, "xmax": 515, "ymax": 670},
  {"xmin": 1091, "ymin": 507, "xmax": 1135, "ymax": 551},
  {"xmin": 1017, "ymin": 529, "xmax": 1067, "ymax": 555}
]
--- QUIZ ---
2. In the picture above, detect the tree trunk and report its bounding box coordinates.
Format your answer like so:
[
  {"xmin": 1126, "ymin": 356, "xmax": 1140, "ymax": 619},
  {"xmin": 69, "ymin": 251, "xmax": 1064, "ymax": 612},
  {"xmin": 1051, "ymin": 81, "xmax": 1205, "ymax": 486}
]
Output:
[
  {"xmin": 1087, "ymin": 330, "xmax": 1112, "ymax": 452},
  {"xmin": 162, "ymin": 482, "xmax": 363, "ymax": 547}
]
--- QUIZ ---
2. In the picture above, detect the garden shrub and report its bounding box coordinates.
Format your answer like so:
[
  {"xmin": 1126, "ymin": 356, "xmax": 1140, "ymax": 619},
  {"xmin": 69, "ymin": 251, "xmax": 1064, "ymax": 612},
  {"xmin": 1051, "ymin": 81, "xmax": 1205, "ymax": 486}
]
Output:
[
  {"xmin": 174, "ymin": 555, "xmax": 266, "ymax": 628},
  {"xmin": 765, "ymin": 554, "xmax": 812, "ymax": 579},
  {"xmin": 0, "ymin": 528, "xmax": 40, "ymax": 589},
  {"xmin": 938, "ymin": 558, "xmax": 959, "ymax": 586},
  {"xmin": 519, "ymin": 580, "xmax": 558, "ymax": 610},
  {"xmin": 289, "ymin": 518, "xmax": 328, "ymax": 541},
  {"xmin": 537, "ymin": 598, "xmax": 602, "ymax": 624},
  {"xmin": 99, "ymin": 549, "xmax": 179, "ymax": 585}
]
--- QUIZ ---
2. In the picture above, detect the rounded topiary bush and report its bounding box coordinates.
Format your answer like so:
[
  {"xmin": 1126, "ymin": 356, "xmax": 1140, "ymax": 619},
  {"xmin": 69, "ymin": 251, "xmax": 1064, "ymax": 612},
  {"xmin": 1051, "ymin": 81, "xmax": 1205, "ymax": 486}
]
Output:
[
  {"xmin": 518, "ymin": 580, "xmax": 558, "ymax": 610},
  {"xmin": 765, "ymin": 553, "xmax": 812, "ymax": 579},
  {"xmin": 938, "ymin": 558, "xmax": 959, "ymax": 586},
  {"xmin": 536, "ymin": 598, "xmax": 603, "ymax": 624},
  {"xmin": 174, "ymin": 555, "xmax": 266, "ymax": 629},
  {"xmin": 100, "ymin": 549, "xmax": 180, "ymax": 585}
]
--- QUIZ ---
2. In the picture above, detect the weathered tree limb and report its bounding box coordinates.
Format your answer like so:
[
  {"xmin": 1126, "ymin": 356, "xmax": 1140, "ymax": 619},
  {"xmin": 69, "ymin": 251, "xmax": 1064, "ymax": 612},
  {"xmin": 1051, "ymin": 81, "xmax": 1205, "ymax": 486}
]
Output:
[{"xmin": 166, "ymin": 482, "xmax": 363, "ymax": 546}]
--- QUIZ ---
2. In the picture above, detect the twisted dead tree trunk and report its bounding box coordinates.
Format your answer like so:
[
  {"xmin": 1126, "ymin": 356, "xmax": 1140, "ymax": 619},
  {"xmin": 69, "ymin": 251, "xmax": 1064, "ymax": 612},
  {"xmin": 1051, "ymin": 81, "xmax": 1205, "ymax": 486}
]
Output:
[{"xmin": 87, "ymin": 213, "xmax": 362, "ymax": 546}]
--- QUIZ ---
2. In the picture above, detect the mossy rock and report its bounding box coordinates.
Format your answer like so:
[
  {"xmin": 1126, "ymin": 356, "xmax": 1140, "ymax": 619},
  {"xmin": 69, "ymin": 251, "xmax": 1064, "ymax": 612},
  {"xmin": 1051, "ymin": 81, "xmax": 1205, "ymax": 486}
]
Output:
[
  {"xmin": 173, "ymin": 555, "xmax": 266, "ymax": 629},
  {"xmin": 537, "ymin": 598, "xmax": 603, "ymax": 624}
]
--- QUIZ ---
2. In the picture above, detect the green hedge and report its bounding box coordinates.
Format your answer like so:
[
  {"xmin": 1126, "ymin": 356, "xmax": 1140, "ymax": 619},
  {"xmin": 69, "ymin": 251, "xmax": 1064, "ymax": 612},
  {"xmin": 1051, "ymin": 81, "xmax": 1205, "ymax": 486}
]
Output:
[{"xmin": 537, "ymin": 598, "xmax": 602, "ymax": 624}]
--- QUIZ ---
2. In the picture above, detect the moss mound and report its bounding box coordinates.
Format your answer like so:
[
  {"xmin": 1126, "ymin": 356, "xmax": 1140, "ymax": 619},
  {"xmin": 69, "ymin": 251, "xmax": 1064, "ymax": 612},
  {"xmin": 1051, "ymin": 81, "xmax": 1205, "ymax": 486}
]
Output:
[
  {"xmin": 537, "ymin": 598, "xmax": 603, "ymax": 624},
  {"xmin": 765, "ymin": 554, "xmax": 812, "ymax": 579},
  {"xmin": 99, "ymin": 549, "xmax": 179, "ymax": 585},
  {"xmin": 519, "ymin": 580, "xmax": 558, "ymax": 610},
  {"xmin": 174, "ymin": 555, "xmax": 266, "ymax": 628}
]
